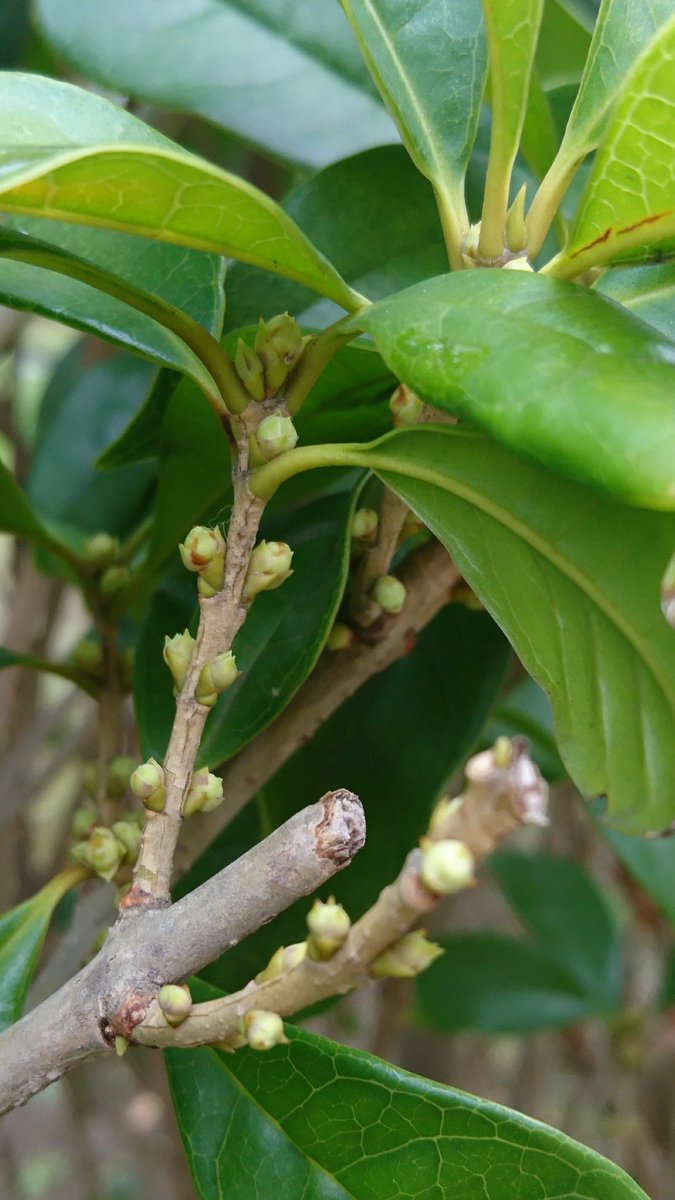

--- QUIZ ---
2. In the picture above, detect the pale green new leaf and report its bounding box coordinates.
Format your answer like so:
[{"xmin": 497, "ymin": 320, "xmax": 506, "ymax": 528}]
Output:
[
  {"xmin": 553, "ymin": 14, "xmax": 675, "ymax": 276},
  {"xmin": 0, "ymin": 74, "xmax": 364, "ymax": 311},
  {"xmin": 339, "ymin": 0, "xmax": 487, "ymax": 262}
]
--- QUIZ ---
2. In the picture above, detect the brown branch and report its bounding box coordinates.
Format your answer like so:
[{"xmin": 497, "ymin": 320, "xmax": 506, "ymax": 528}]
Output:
[
  {"xmin": 178, "ymin": 539, "xmax": 460, "ymax": 872},
  {"xmin": 136, "ymin": 740, "xmax": 548, "ymax": 1049},
  {"xmin": 0, "ymin": 790, "xmax": 364, "ymax": 1116},
  {"xmin": 349, "ymin": 487, "xmax": 409, "ymax": 630}
]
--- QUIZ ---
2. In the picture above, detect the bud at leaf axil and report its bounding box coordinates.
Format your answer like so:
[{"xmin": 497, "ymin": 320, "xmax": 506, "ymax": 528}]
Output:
[
  {"xmin": 372, "ymin": 574, "xmax": 407, "ymax": 614},
  {"xmin": 163, "ymin": 629, "xmax": 196, "ymax": 693},
  {"xmin": 389, "ymin": 384, "xmax": 423, "ymax": 427},
  {"xmin": 255, "ymin": 941, "xmax": 308, "ymax": 983},
  {"xmin": 195, "ymin": 651, "xmax": 239, "ymax": 707},
  {"xmin": 179, "ymin": 525, "xmax": 225, "ymax": 572},
  {"xmin": 420, "ymin": 838, "xmax": 475, "ymax": 895},
  {"xmin": 326, "ymin": 622, "xmax": 356, "ymax": 651},
  {"xmin": 72, "ymin": 826, "xmax": 126, "ymax": 881},
  {"xmin": 243, "ymin": 541, "xmax": 293, "ymax": 603},
  {"xmin": 111, "ymin": 819, "xmax": 141, "ymax": 862},
  {"xmin": 234, "ymin": 338, "xmax": 265, "ymax": 402},
  {"xmin": 306, "ymin": 897, "xmax": 351, "ymax": 960},
  {"xmin": 242, "ymin": 1009, "xmax": 288, "ymax": 1050},
  {"xmin": 184, "ymin": 766, "xmax": 224, "ymax": 815},
  {"xmin": 351, "ymin": 507, "xmax": 379, "ymax": 544},
  {"xmin": 370, "ymin": 930, "xmax": 444, "ymax": 979},
  {"xmin": 130, "ymin": 757, "xmax": 166, "ymax": 812},
  {"xmin": 255, "ymin": 413, "xmax": 299, "ymax": 460},
  {"xmin": 158, "ymin": 983, "xmax": 193, "ymax": 1027}
]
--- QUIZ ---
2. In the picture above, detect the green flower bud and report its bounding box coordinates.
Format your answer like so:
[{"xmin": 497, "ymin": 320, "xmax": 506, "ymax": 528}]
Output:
[
  {"xmin": 158, "ymin": 983, "xmax": 193, "ymax": 1027},
  {"xmin": 111, "ymin": 819, "xmax": 141, "ymax": 862},
  {"xmin": 234, "ymin": 338, "xmax": 265, "ymax": 402},
  {"xmin": 71, "ymin": 639, "xmax": 103, "ymax": 677},
  {"xmin": 114, "ymin": 1035, "xmax": 129, "ymax": 1057},
  {"xmin": 254, "ymin": 313, "xmax": 305, "ymax": 395},
  {"xmin": 372, "ymin": 574, "xmax": 407, "ymax": 614},
  {"xmin": 241, "ymin": 1009, "xmax": 288, "ymax": 1051},
  {"xmin": 106, "ymin": 755, "xmax": 136, "ymax": 800},
  {"xmin": 71, "ymin": 798, "xmax": 97, "ymax": 840},
  {"xmin": 427, "ymin": 796, "xmax": 463, "ymax": 839},
  {"xmin": 326, "ymin": 622, "xmax": 356, "ymax": 652},
  {"xmin": 350, "ymin": 507, "xmax": 379, "ymax": 544},
  {"xmin": 163, "ymin": 629, "xmax": 196, "ymax": 693},
  {"xmin": 306, "ymin": 897, "xmax": 351, "ymax": 961},
  {"xmin": 184, "ymin": 766, "xmax": 224, "ymax": 816},
  {"xmin": 389, "ymin": 384, "xmax": 423, "ymax": 427},
  {"xmin": 255, "ymin": 414, "xmax": 299, "ymax": 461},
  {"xmin": 72, "ymin": 826, "xmax": 125, "ymax": 881},
  {"xmin": 195, "ymin": 651, "xmax": 239, "ymax": 707},
  {"xmin": 130, "ymin": 757, "xmax": 166, "ymax": 812},
  {"xmin": 243, "ymin": 541, "xmax": 293, "ymax": 603},
  {"xmin": 370, "ymin": 931, "xmax": 444, "ymax": 979},
  {"xmin": 179, "ymin": 526, "xmax": 225, "ymax": 572},
  {"xmin": 398, "ymin": 511, "xmax": 425, "ymax": 543},
  {"xmin": 419, "ymin": 837, "xmax": 475, "ymax": 896},
  {"xmin": 505, "ymin": 184, "xmax": 527, "ymax": 253},
  {"xmin": 84, "ymin": 532, "xmax": 119, "ymax": 569},
  {"xmin": 100, "ymin": 565, "xmax": 131, "ymax": 596},
  {"xmin": 255, "ymin": 941, "xmax": 307, "ymax": 984}
]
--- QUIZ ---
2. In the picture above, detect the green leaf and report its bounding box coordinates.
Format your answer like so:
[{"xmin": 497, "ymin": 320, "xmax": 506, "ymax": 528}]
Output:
[
  {"xmin": 0, "ymin": 73, "xmax": 363, "ymax": 311},
  {"xmin": 0, "ymin": 457, "xmax": 81, "ymax": 575},
  {"xmin": 0, "ymin": 646, "xmax": 95, "ymax": 692},
  {"xmin": 534, "ymin": 1, "xmax": 593, "ymax": 89},
  {"xmin": 27, "ymin": 346, "xmax": 156, "ymax": 537},
  {"xmin": 339, "ymin": 0, "xmax": 487, "ymax": 264},
  {"xmin": 167, "ymin": 1023, "xmax": 648, "ymax": 1199},
  {"xmin": 186, "ymin": 603, "xmax": 508, "ymax": 994},
  {"xmin": 0, "ymin": 0, "xmax": 30, "ymax": 67},
  {"xmin": 225, "ymin": 145, "xmax": 450, "ymax": 332},
  {"xmin": 520, "ymin": 69, "xmax": 561, "ymax": 182},
  {"xmin": 35, "ymin": 0, "xmax": 394, "ymax": 170},
  {"xmin": 553, "ymin": 14, "xmax": 675, "ymax": 276},
  {"xmin": 0, "ymin": 867, "xmax": 85, "ymax": 1032},
  {"xmin": 304, "ymin": 425, "xmax": 675, "ymax": 832},
  {"xmin": 594, "ymin": 262, "xmax": 675, "ymax": 343},
  {"xmin": 597, "ymin": 821, "xmax": 675, "ymax": 925},
  {"xmin": 351, "ymin": 271, "xmax": 675, "ymax": 510},
  {"xmin": 135, "ymin": 479, "xmax": 361, "ymax": 766}
]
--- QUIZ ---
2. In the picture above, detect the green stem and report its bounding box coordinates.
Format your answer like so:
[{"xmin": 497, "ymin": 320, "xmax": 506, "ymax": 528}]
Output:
[
  {"xmin": 285, "ymin": 315, "xmax": 361, "ymax": 416},
  {"xmin": 0, "ymin": 236, "xmax": 250, "ymax": 416},
  {"xmin": 525, "ymin": 153, "xmax": 582, "ymax": 261},
  {"xmin": 433, "ymin": 184, "xmax": 467, "ymax": 272},
  {"xmin": 118, "ymin": 515, "xmax": 153, "ymax": 565},
  {"xmin": 249, "ymin": 442, "xmax": 367, "ymax": 499}
]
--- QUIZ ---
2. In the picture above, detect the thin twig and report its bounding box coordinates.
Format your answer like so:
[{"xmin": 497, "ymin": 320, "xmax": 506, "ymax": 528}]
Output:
[{"xmin": 349, "ymin": 487, "xmax": 409, "ymax": 631}]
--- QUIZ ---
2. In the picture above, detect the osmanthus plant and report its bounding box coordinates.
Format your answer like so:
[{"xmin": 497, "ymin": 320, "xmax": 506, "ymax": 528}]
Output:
[{"xmin": 0, "ymin": 0, "xmax": 674, "ymax": 1196}]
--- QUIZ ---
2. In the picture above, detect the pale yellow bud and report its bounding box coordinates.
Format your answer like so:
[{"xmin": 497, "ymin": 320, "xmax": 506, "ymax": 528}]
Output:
[
  {"xmin": 370, "ymin": 931, "xmax": 444, "ymax": 979},
  {"xmin": 158, "ymin": 983, "xmax": 193, "ymax": 1027},
  {"xmin": 306, "ymin": 897, "xmax": 351, "ymax": 961},
  {"xmin": 242, "ymin": 1010, "xmax": 288, "ymax": 1050},
  {"xmin": 419, "ymin": 838, "xmax": 475, "ymax": 895}
]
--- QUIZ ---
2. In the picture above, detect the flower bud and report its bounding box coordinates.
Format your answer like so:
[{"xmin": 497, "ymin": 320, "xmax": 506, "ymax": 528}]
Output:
[
  {"xmin": 72, "ymin": 825, "xmax": 125, "ymax": 881},
  {"xmin": 255, "ymin": 313, "xmax": 305, "ymax": 389},
  {"xmin": 71, "ymin": 798, "xmax": 97, "ymax": 840},
  {"xmin": 158, "ymin": 983, "xmax": 192, "ymax": 1027},
  {"xmin": 427, "ymin": 796, "xmax": 463, "ymax": 838},
  {"xmin": 235, "ymin": 338, "xmax": 265, "ymax": 402},
  {"xmin": 398, "ymin": 511, "xmax": 425, "ymax": 543},
  {"xmin": 255, "ymin": 942, "xmax": 307, "ymax": 984},
  {"xmin": 372, "ymin": 574, "xmax": 407, "ymax": 614},
  {"xmin": 351, "ymin": 507, "xmax": 379, "ymax": 544},
  {"xmin": 184, "ymin": 766, "xmax": 224, "ymax": 816},
  {"xmin": 255, "ymin": 414, "xmax": 299, "ymax": 461},
  {"xmin": 492, "ymin": 735, "xmax": 514, "ymax": 768},
  {"xmin": 130, "ymin": 757, "xmax": 166, "ymax": 812},
  {"xmin": 306, "ymin": 897, "xmax": 351, "ymax": 961},
  {"xmin": 195, "ymin": 651, "xmax": 239, "ymax": 707},
  {"xmin": 163, "ymin": 629, "xmax": 196, "ymax": 693},
  {"xmin": 389, "ymin": 384, "xmax": 423, "ymax": 427},
  {"xmin": 100, "ymin": 565, "xmax": 131, "ymax": 596},
  {"xmin": 419, "ymin": 838, "xmax": 475, "ymax": 895},
  {"xmin": 84, "ymin": 532, "xmax": 119, "ymax": 568},
  {"xmin": 243, "ymin": 541, "xmax": 293, "ymax": 603},
  {"xmin": 106, "ymin": 755, "xmax": 136, "ymax": 800},
  {"xmin": 370, "ymin": 931, "xmax": 444, "ymax": 979},
  {"xmin": 241, "ymin": 1009, "xmax": 288, "ymax": 1050},
  {"xmin": 326, "ymin": 622, "xmax": 356, "ymax": 651},
  {"xmin": 179, "ymin": 525, "xmax": 225, "ymax": 572},
  {"xmin": 505, "ymin": 184, "xmax": 527, "ymax": 253},
  {"xmin": 71, "ymin": 639, "xmax": 103, "ymax": 676},
  {"xmin": 111, "ymin": 819, "xmax": 141, "ymax": 862}
]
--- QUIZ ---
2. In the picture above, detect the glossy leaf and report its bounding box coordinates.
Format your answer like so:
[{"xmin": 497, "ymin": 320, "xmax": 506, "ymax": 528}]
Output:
[
  {"xmin": 167, "ymin": 1022, "xmax": 648, "ymax": 1200},
  {"xmin": 135, "ymin": 480, "xmax": 361, "ymax": 765},
  {"xmin": 0, "ymin": 867, "xmax": 85, "ymax": 1032},
  {"xmin": 315, "ymin": 425, "xmax": 675, "ymax": 832},
  {"xmin": 224, "ymin": 145, "xmax": 449, "ymax": 332},
  {"xmin": 35, "ymin": 0, "xmax": 395, "ymax": 169},
  {"xmin": 535, "ymin": 0, "xmax": 593, "ymax": 89},
  {"xmin": 339, "ymin": 0, "xmax": 487, "ymax": 260},
  {"xmin": 0, "ymin": 74, "xmax": 363, "ymax": 311},
  {"xmin": 0, "ymin": 458, "xmax": 80, "ymax": 576},
  {"xmin": 555, "ymin": 14, "xmax": 675, "ymax": 276},
  {"xmin": 594, "ymin": 262, "xmax": 675, "ymax": 343},
  {"xmin": 186, "ymin": 603, "xmax": 508, "ymax": 994},
  {"xmin": 598, "ymin": 822, "xmax": 675, "ymax": 924},
  {"xmin": 520, "ymin": 69, "xmax": 560, "ymax": 182},
  {"xmin": 352, "ymin": 271, "xmax": 675, "ymax": 510}
]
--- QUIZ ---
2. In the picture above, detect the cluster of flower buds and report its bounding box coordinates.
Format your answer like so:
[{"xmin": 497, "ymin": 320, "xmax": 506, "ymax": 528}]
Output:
[
  {"xmin": 195, "ymin": 650, "xmax": 239, "ymax": 707},
  {"xmin": 179, "ymin": 525, "xmax": 226, "ymax": 598},
  {"xmin": 243, "ymin": 540, "xmax": 293, "ymax": 604},
  {"xmin": 158, "ymin": 982, "xmax": 193, "ymax": 1027},
  {"xmin": 255, "ymin": 941, "xmax": 307, "ymax": 984},
  {"xmin": 306, "ymin": 897, "xmax": 351, "ymax": 961},
  {"xmin": 72, "ymin": 824, "xmax": 130, "ymax": 881},
  {"xmin": 389, "ymin": 384, "xmax": 424, "ymax": 427},
  {"xmin": 372, "ymin": 574, "xmax": 407, "ymax": 614},
  {"xmin": 241, "ymin": 1009, "xmax": 288, "ymax": 1051},
  {"xmin": 183, "ymin": 766, "xmax": 224, "ymax": 816},
  {"xmin": 234, "ymin": 313, "xmax": 307, "ymax": 401},
  {"xmin": 419, "ymin": 837, "xmax": 475, "ymax": 896},
  {"xmin": 163, "ymin": 629, "xmax": 196, "ymax": 694},
  {"xmin": 370, "ymin": 931, "xmax": 444, "ymax": 979},
  {"xmin": 326, "ymin": 621, "xmax": 356, "ymax": 652},
  {"xmin": 130, "ymin": 757, "xmax": 166, "ymax": 812}
]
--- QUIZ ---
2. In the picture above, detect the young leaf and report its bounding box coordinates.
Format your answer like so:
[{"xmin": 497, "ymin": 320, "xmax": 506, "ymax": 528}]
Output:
[
  {"xmin": 339, "ymin": 0, "xmax": 487, "ymax": 266},
  {"xmin": 350, "ymin": 271, "xmax": 675, "ymax": 510},
  {"xmin": 551, "ymin": 14, "xmax": 675, "ymax": 277},
  {"xmin": 0, "ymin": 867, "xmax": 86, "ymax": 1032},
  {"xmin": 0, "ymin": 73, "xmax": 364, "ymax": 311},
  {"xmin": 167, "ymin": 1023, "xmax": 648, "ymax": 1200},
  {"xmin": 35, "ymin": 0, "xmax": 394, "ymax": 169}
]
